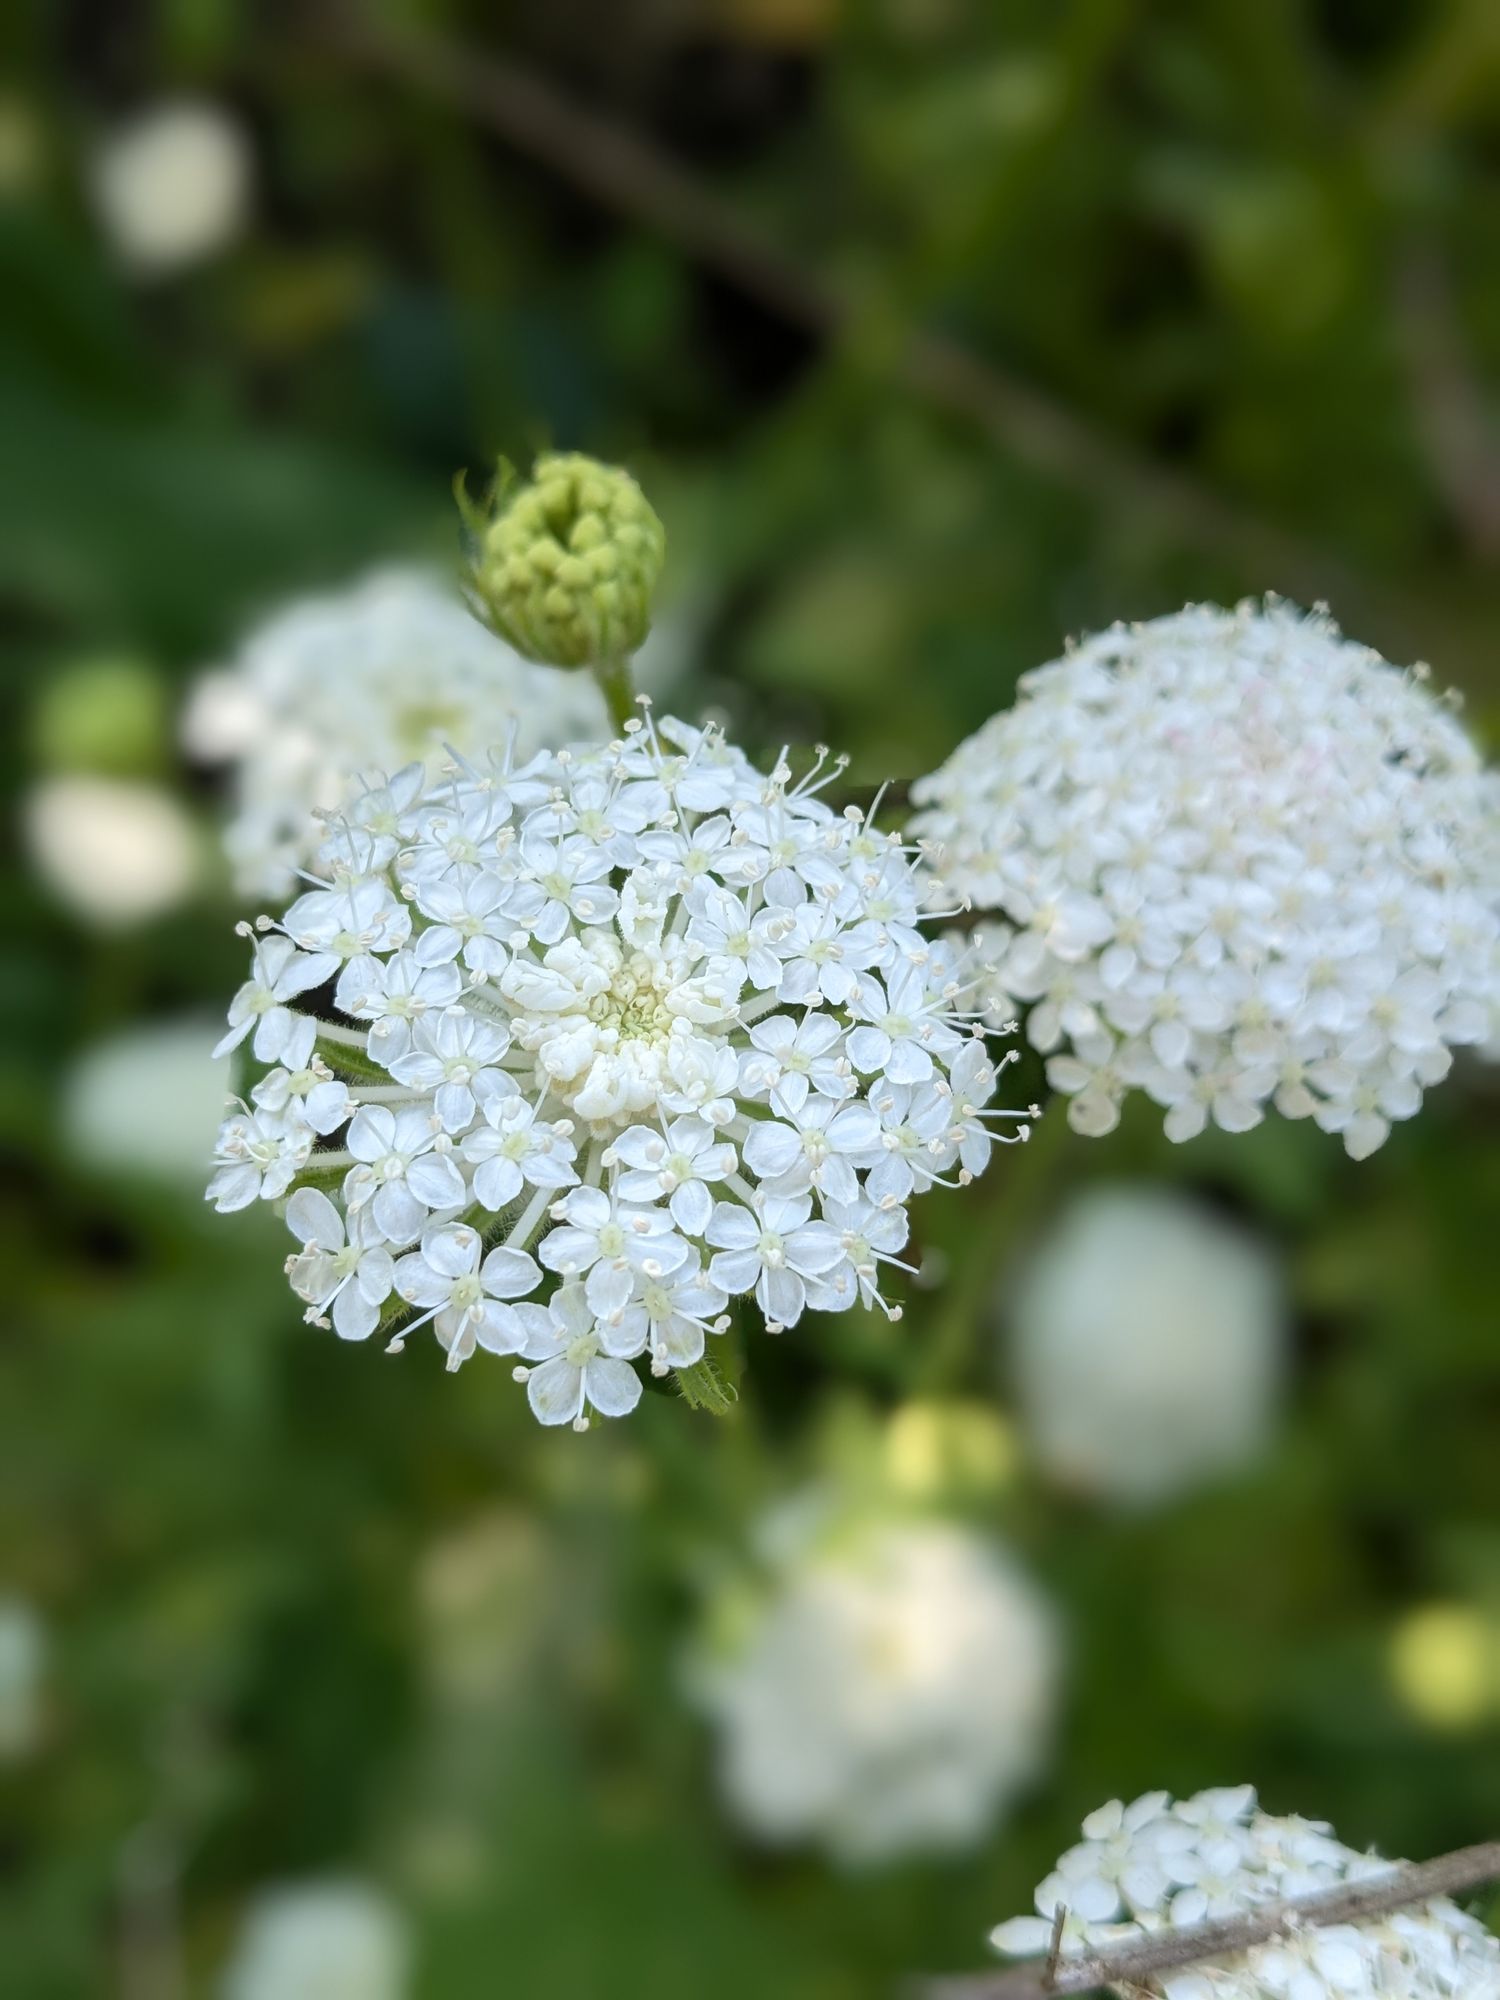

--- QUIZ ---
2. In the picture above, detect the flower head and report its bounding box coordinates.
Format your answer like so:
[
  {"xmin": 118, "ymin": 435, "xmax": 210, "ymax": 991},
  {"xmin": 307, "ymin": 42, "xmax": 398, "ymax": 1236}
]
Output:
[
  {"xmin": 209, "ymin": 712, "xmax": 1028, "ymax": 1429},
  {"xmin": 693, "ymin": 1504, "xmax": 1057, "ymax": 1862},
  {"xmin": 990, "ymin": 1786, "xmax": 1500, "ymax": 1998},
  {"xmin": 184, "ymin": 569, "xmax": 612, "ymax": 898},
  {"xmin": 1010, "ymin": 1186, "xmax": 1285, "ymax": 1506},
  {"xmin": 910, "ymin": 601, "xmax": 1500, "ymax": 1157}
]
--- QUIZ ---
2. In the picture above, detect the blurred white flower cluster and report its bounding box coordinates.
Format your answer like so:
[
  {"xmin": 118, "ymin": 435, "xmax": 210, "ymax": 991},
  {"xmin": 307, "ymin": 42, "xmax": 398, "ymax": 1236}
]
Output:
[
  {"xmin": 184, "ymin": 569, "xmax": 612, "ymax": 899},
  {"xmin": 25, "ymin": 774, "xmax": 199, "ymax": 928},
  {"xmin": 64, "ymin": 1019, "xmax": 229, "ymax": 1182},
  {"xmin": 92, "ymin": 100, "xmax": 251, "ymax": 275},
  {"xmin": 1011, "ymin": 1186, "xmax": 1284, "ymax": 1505},
  {"xmin": 209, "ymin": 713, "xmax": 1025, "ymax": 1428},
  {"xmin": 910, "ymin": 601, "xmax": 1500, "ymax": 1157},
  {"xmin": 221, "ymin": 1880, "xmax": 409, "ymax": 2000},
  {"xmin": 695, "ymin": 1505, "xmax": 1056, "ymax": 1862},
  {"xmin": 991, "ymin": 1785, "xmax": 1500, "ymax": 1998}
]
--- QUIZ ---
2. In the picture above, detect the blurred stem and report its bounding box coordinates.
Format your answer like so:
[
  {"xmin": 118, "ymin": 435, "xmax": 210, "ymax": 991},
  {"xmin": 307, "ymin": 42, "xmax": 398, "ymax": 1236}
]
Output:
[
  {"xmin": 592, "ymin": 653, "xmax": 638, "ymax": 734},
  {"xmin": 918, "ymin": 1104, "xmax": 1068, "ymax": 1393},
  {"xmin": 117, "ymin": 1820, "xmax": 183, "ymax": 2000}
]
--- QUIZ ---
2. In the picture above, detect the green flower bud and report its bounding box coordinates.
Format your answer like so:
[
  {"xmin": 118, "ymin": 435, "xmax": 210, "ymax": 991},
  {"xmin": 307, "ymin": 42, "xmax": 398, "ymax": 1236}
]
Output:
[{"xmin": 463, "ymin": 453, "xmax": 666, "ymax": 669}]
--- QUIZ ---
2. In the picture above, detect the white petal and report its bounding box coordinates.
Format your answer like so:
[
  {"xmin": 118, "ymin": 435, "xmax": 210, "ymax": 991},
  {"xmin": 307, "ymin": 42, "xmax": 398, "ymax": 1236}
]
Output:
[
  {"xmin": 480, "ymin": 1246, "xmax": 542, "ymax": 1299},
  {"xmin": 583, "ymin": 1357, "xmax": 642, "ymax": 1419},
  {"xmin": 668, "ymin": 1178, "xmax": 713, "ymax": 1237},
  {"xmin": 285, "ymin": 1186, "xmax": 343, "ymax": 1251},
  {"xmin": 526, "ymin": 1357, "xmax": 583, "ymax": 1425}
]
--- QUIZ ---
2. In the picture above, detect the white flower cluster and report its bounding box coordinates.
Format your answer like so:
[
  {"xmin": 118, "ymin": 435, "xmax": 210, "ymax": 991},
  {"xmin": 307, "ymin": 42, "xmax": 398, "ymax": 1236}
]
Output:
[
  {"xmin": 221, "ymin": 1880, "xmax": 409, "ymax": 2000},
  {"xmin": 910, "ymin": 601, "xmax": 1500, "ymax": 1158},
  {"xmin": 26, "ymin": 774, "xmax": 199, "ymax": 929},
  {"xmin": 185, "ymin": 569, "xmax": 611, "ymax": 898},
  {"xmin": 695, "ymin": 1508, "xmax": 1056, "ymax": 1862},
  {"xmin": 991, "ymin": 1786, "xmax": 1500, "ymax": 1999},
  {"xmin": 1010, "ymin": 1186, "xmax": 1284, "ymax": 1506},
  {"xmin": 92, "ymin": 99, "xmax": 251, "ymax": 276},
  {"xmin": 208, "ymin": 713, "xmax": 1025, "ymax": 1429}
]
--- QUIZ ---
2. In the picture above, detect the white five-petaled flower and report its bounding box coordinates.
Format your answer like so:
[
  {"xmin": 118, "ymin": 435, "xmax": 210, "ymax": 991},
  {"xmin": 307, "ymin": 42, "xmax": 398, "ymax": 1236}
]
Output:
[
  {"xmin": 391, "ymin": 1223, "xmax": 541, "ymax": 1368},
  {"xmin": 209, "ymin": 713, "xmax": 1029, "ymax": 1428},
  {"xmin": 990, "ymin": 1785, "xmax": 1500, "ymax": 1998},
  {"xmin": 705, "ymin": 1196, "xmax": 842, "ymax": 1330},
  {"xmin": 284, "ymin": 1188, "xmax": 395, "ymax": 1341},
  {"xmin": 608, "ymin": 1116, "xmax": 738, "ymax": 1235},
  {"xmin": 459, "ymin": 1085, "xmax": 578, "ymax": 1210},
  {"xmin": 514, "ymin": 1282, "xmax": 644, "ymax": 1430},
  {"xmin": 910, "ymin": 600, "xmax": 1500, "ymax": 1157},
  {"xmin": 208, "ymin": 1104, "xmax": 312, "ymax": 1211},
  {"xmin": 216, "ymin": 934, "xmax": 335, "ymax": 1064},
  {"xmin": 342, "ymin": 1105, "xmax": 466, "ymax": 1242}
]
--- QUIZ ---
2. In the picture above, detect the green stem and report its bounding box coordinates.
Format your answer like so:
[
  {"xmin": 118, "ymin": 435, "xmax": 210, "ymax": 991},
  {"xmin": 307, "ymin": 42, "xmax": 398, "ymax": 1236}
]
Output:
[
  {"xmin": 592, "ymin": 652, "xmax": 639, "ymax": 734},
  {"xmin": 675, "ymin": 1352, "xmax": 737, "ymax": 1417}
]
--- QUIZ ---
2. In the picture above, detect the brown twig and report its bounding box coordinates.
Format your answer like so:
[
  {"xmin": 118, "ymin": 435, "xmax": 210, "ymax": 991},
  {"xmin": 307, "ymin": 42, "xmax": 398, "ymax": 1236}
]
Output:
[
  {"xmin": 916, "ymin": 1839, "xmax": 1500, "ymax": 1998},
  {"xmin": 319, "ymin": 13, "xmax": 1453, "ymax": 656}
]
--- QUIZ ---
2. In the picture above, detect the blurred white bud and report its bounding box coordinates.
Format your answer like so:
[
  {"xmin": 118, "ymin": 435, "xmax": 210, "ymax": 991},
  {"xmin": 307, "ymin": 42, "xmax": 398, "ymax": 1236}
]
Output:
[
  {"xmin": 92, "ymin": 100, "xmax": 250, "ymax": 275},
  {"xmin": 1010, "ymin": 1185, "xmax": 1285, "ymax": 1506},
  {"xmin": 64, "ymin": 1019, "xmax": 229, "ymax": 1182},
  {"xmin": 220, "ymin": 1881, "xmax": 409, "ymax": 2000},
  {"xmin": 694, "ymin": 1505, "xmax": 1057, "ymax": 1863},
  {"xmin": 25, "ymin": 775, "xmax": 198, "ymax": 928},
  {"xmin": 0, "ymin": 1598, "xmax": 46, "ymax": 1761}
]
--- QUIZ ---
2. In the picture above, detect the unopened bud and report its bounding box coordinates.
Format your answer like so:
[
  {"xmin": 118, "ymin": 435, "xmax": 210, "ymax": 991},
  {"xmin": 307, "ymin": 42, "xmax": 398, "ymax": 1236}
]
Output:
[{"xmin": 461, "ymin": 452, "xmax": 665, "ymax": 669}]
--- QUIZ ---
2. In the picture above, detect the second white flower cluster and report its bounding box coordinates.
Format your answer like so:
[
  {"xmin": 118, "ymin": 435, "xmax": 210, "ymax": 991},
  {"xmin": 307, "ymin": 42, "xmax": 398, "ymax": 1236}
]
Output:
[
  {"xmin": 209, "ymin": 714, "xmax": 1026, "ymax": 1427},
  {"xmin": 991, "ymin": 1785, "xmax": 1500, "ymax": 1998}
]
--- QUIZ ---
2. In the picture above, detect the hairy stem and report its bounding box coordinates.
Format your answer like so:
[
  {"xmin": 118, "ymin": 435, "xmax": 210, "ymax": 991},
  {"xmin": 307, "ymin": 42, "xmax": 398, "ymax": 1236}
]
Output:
[{"xmin": 675, "ymin": 1351, "xmax": 737, "ymax": 1417}]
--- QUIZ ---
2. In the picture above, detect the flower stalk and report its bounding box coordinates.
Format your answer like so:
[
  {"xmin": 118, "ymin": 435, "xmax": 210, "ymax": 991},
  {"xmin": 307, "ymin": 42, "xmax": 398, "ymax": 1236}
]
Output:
[{"xmin": 592, "ymin": 652, "xmax": 639, "ymax": 735}]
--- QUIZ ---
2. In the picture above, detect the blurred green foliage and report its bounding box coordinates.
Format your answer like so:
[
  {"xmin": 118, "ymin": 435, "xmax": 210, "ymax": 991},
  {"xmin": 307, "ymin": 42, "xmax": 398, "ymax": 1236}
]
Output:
[{"xmin": 2, "ymin": 2, "xmax": 1498, "ymax": 1995}]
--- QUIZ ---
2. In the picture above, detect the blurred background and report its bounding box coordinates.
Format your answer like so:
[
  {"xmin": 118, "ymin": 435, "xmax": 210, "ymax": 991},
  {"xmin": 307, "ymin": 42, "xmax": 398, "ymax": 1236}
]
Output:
[{"xmin": 3, "ymin": 2, "xmax": 1499, "ymax": 1995}]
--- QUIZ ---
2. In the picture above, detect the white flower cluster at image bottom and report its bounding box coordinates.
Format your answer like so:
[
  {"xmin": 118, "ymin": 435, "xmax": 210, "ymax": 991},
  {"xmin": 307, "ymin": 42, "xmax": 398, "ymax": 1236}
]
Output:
[
  {"xmin": 991, "ymin": 1787, "xmax": 1500, "ymax": 1998},
  {"xmin": 208, "ymin": 713, "xmax": 1027, "ymax": 1428},
  {"xmin": 909, "ymin": 601, "xmax": 1500, "ymax": 1158},
  {"xmin": 695, "ymin": 1508, "xmax": 1056, "ymax": 1863}
]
